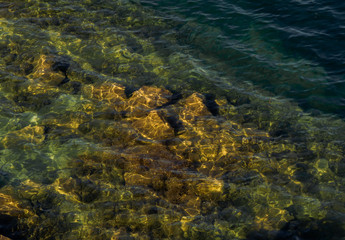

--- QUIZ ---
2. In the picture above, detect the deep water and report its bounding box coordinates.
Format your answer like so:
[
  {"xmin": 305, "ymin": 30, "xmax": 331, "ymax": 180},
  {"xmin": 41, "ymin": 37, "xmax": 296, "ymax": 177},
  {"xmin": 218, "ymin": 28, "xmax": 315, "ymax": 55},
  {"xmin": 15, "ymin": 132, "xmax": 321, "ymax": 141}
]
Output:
[{"xmin": 0, "ymin": 0, "xmax": 345, "ymax": 239}]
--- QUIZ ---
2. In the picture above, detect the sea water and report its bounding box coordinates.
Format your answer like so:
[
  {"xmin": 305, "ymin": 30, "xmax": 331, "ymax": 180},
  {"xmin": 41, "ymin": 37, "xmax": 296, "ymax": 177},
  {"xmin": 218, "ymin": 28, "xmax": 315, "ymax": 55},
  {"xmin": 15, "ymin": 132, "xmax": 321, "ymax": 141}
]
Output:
[{"xmin": 0, "ymin": 0, "xmax": 345, "ymax": 239}]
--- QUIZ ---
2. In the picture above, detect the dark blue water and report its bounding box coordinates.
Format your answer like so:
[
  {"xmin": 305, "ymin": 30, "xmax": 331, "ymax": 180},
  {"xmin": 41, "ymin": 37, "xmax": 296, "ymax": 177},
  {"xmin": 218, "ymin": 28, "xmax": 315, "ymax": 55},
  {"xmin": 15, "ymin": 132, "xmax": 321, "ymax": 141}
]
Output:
[{"xmin": 141, "ymin": 0, "xmax": 345, "ymax": 117}]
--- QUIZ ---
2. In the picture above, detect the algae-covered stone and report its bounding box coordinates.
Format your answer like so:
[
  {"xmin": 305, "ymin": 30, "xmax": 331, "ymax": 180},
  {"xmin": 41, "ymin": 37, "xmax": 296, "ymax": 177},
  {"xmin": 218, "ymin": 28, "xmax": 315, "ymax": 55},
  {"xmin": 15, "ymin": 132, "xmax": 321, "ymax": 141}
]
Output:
[
  {"xmin": 132, "ymin": 110, "xmax": 175, "ymax": 140},
  {"xmin": 120, "ymin": 145, "xmax": 183, "ymax": 171},
  {"xmin": 2, "ymin": 0, "xmax": 344, "ymax": 238},
  {"xmin": 41, "ymin": 111, "xmax": 91, "ymax": 130},
  {"xmin": 55, "ymin": 177, "xmax": 100, "ymax": 203},
  {"xmin": 127, "ymin": 86, "xmax": 172, "ymax": 116}
]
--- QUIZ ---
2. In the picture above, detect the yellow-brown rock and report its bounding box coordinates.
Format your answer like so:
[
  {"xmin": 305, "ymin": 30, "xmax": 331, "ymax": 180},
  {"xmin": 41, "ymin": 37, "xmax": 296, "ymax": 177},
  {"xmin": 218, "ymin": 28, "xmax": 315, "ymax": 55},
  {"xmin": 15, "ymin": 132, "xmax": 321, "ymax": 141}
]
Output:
[
  {"xmin": 0, "ymin": 234, "xmax": 11, "ymax": 240},
  {"xmin": 194, "ymin": 178, "xmax": 224, "ymax": 200},
  {"xmin": 53, "ymin": 177, "xmax": 100, "ymax": 203},
  {"xmin": 1, "ymin": 125, "xmax": 45, "ymax": 148},
  {"xmin": 0, "ymin": 191, "xmax": 34, "ymax": 239},
  {"xmin": 42, "ymin": 111, "xmax": 91, "ymax": 130},
  {"xmin": 0, "ymin": 193, "xmax": 27, "ymax": 218},
  {"xmin": 127, "ymin": 86, "xmax": 172, "ymax": 116},
  {"xmin": 124, "ymin": 172, "xmax": 152, "ymax": 187},
  {"xmin": 120, "ymin": 145, "xmax": 183, "ymax": 169},
  {"xmin": 120, "ymin": 144, "xmax": 188, "ymax": 195},
  {"xmin": 79, "ymin": 120, "xmax": 139, "ymax": 147},
  {"xmin": 31, "ymin": 55, "xmax": 66, "ymax": 85},
  {"xmin": 179, "ymin": 93, "xmax": 211, "ymax": 123},
  {"xmin": 165, "ymin": 177, "xmax": 186, "ymax": 204},
  {"xmin": 82, "ymin": 82, "xmax": 127, "ymax": 111},
  {"xmin": 132, "ymin": 110, "xmax": 175, "ymax": 140}
]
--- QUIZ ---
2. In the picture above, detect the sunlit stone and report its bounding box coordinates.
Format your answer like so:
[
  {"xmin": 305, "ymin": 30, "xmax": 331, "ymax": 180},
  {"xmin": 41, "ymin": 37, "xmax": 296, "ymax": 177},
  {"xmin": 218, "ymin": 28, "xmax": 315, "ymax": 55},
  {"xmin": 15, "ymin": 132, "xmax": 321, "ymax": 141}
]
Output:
[
  {"xmin": 82, "ymin": 82, "xmax": 127, "ymax": 111},
  {"xmin": 179, "ymin": 93, "xmax": 211, "ymax": 123},
  {"xmin": 31, "ymin": 55, "xmax": 66, "ymax": 85},
  {"xmin": 132, "ymin": 110, "xmax": 175, "ymax": 140},
  {"xmin": 127, "ymin": 86, "xmax": 172, "ymax": 116},
  {"xmin": 1, "ymin": 125, "xmax": 45, "ymax": 148}
]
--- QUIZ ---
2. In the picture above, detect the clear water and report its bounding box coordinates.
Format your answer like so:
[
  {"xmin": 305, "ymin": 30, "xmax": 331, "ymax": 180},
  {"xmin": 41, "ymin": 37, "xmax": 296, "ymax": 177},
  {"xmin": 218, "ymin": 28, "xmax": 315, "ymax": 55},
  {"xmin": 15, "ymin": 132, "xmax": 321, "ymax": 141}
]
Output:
[
  {"xmin": 0, "ymin": 0, "xmax": 345, "ymax": 239},
  {"xmin": 141, "ymin": 0, "xmax": 345, "ymax": 117}
]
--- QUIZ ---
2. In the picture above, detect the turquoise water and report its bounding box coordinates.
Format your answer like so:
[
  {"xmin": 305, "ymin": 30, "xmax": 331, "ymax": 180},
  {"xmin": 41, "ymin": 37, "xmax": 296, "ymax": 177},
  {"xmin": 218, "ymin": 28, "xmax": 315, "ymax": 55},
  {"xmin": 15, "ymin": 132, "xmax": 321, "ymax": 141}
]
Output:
[
  {"xmin": 141, "ymin": 0, "xmax": 345, "ymax": 117},
  {"xmin": 0, "ymin": 0, "xmax": 345, "ymax": 239}
]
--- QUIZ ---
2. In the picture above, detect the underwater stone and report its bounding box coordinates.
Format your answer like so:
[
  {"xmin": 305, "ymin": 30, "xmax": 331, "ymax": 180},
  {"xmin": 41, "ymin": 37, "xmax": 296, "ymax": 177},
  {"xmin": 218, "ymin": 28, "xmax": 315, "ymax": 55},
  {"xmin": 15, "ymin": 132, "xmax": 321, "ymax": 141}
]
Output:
[
  {"xmin": 54, "ymin": 177, "xmax": 101, "ymax": 203},
  {"xmin": 82, "ymin": 82, "xmax": 127, "ymax": 111},
  {"xmin": 194, "ymin": 178, "xmax": 224, "ymax": 200},
  {"xmin": 126, "ymin": 86, "xmax": 172, "ymax": 117},
  {"xmin": 165, "ymin": 177, "xmax": 186, "ymax": 204},
  {"xmin": 0, "ymin": 192, "xmax": 34, "ymax": 239},
  {"xmin": 124, "ymin": 172, "xmax": 152, "ymax": 187},
  {"xmin": 215, "ymin": 97, "xmax": 238, "ymax": 119},
  {"xmin": 0, "ymin": 192, "xmax": 28, "ymax": 218},
  {"xmin": 41, "ymin": 111, "xmax": 91, "ymax": 130},
  {"xmin": 132, "ymin": 110, "xmax": 175, "ymax": 140},
  {"xmin": 1, "ymin": 125, "xmax": 45, "ymax": 148},
  {"xmin": 120, "ymin": 145, "xmax": 183, "ymax": 169},
  {"xmin": 179, "ymin": 93, "xmax": 211, "ymax": 123},
  {"xmin": 31, "ymin": 55, "xmax": 66, "ymax": 85},
  {"xmin": 0, "ymin": 235, "xmax": 11, "ymax": 240},
  {"xmin": 79, "ymin": 120, "xmax": 139, "ymax": 147}
]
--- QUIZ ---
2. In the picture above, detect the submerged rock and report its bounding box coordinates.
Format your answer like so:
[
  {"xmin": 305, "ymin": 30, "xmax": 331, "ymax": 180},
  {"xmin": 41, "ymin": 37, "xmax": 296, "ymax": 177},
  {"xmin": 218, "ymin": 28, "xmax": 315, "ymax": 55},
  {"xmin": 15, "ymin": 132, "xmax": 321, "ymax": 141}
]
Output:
[
  {"xmin": 179, "ymin": 92, "xmax": 211, "ymax": 123},
  {"xmin": 82, "ymin": 82, "xmax": 127, "ymax": 111},
  {"xmin": 0, "ymin": 67, "xmax": 297, "ymax": 239},
  {"xmin": 30, "ymin": 55, "xmax": 67, "ymax": 85},
  {"xmin": 126, "ymin": 86, "xmax": 172, "ymax": 117},
  {"xmin": 132, "ymin": 110, "xmax": 175, "ymax": 140},
  {"xmin": 0, "ymin": 192, "xmax": 28, "ymax": 218},
  {"xmin": 0, "ymin": 191, "xmax": 34, "ymax": 239},
  {"xmin": 78, "ymin": 120, "xmax": 139, "ymax": 147},
  {"xmin": 55, "ymin": 177, "xmax": 100, "ymax": 203},
  {"xmin": 0, "ymin": 235, "xmax": 11, "ymax": 240},
  {"xmin": 1, "ymin": 125, "xmax": 45, "ymax": 148}
]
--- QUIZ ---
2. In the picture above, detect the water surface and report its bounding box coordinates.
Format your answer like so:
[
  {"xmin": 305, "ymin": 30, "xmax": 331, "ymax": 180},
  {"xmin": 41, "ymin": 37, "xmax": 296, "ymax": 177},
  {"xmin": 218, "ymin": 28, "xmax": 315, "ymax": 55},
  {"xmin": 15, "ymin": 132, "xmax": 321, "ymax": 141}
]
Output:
[{"xmin": 0, "ymin": 0, "xmax": 345, "ymax": 239}]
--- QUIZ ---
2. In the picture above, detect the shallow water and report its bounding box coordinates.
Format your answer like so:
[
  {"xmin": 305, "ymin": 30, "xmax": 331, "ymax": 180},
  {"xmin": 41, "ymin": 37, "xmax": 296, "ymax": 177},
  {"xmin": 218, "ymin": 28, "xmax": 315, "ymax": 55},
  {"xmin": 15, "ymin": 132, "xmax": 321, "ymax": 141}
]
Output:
[
  {"xmin": 0, "ymin": 1, "xmax": 345, "ymax": 239},
  {"xmin": 141, "ymin": 0, "xmax": 345, "ymax": 117}
]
